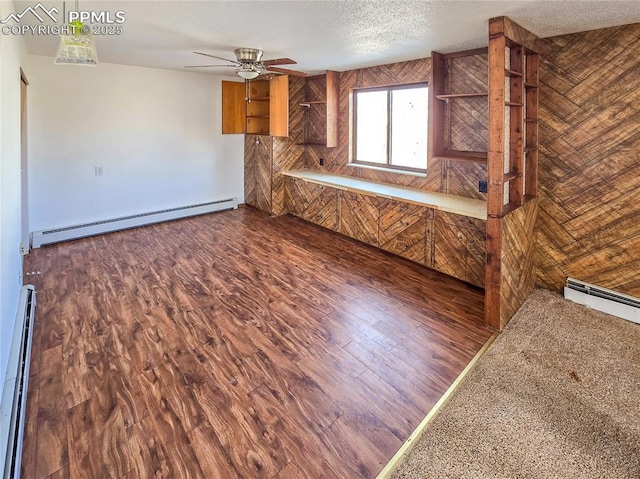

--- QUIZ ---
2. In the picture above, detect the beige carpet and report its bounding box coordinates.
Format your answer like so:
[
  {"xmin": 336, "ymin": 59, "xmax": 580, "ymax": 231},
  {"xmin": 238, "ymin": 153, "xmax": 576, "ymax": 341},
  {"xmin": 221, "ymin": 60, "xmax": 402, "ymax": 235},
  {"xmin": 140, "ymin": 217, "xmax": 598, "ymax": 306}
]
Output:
[{"xmin": 389, "ymin": 289, "xmax": 640, "ymax": 479}]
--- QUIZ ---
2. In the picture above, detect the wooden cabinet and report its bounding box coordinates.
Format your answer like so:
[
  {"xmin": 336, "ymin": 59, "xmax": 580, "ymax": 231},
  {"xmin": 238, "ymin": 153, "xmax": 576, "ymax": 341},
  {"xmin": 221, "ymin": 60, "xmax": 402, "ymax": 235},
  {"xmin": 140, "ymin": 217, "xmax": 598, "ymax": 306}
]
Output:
[
  {"xmin": 285, "ymin": 177, "xmax": 338, "ymax": 231},
  {"xmin": 340, "ymin": 192, "xmax": 379, "ymax": 246},
  {"xmin": 298, "ymin": 71, "xmax": 339, "ymax": 147},
  {"xmin": 285, "ymin": 177, "xmax": 484, "ymax": 287},
  {"xmin": 222, "ymin": 81, "xmax": 246, "ymax": 134},
  {"xmin": 433, "ymin": 211, "xmax": 486, "ymax": 287},
  {"xmin": 244, "ymin": 135, "xmax": 272, "ymax": 213},
  {"xmin": 379, "ymin": 200, "xmax": 433, "ymax": 266},
  {"xmin": 222, "ymin": 76, "xmax": 289, "ymax": 137}
]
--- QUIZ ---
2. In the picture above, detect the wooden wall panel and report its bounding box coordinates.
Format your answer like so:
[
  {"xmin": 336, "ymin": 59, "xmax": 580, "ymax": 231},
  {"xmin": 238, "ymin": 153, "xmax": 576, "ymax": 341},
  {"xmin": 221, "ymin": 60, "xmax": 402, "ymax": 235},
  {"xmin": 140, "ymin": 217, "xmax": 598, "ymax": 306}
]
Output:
[
  {"xmin": 499, "ymin": 199, "xmax": 538, "ymax": 328},
  {"xmin": 536, "ymin": 22, "xmax": 640, "ymax": 297},
  {"xmin": 279, "ymin": 56, "xmax": 485, "ymax": 200},
  {"xmin": 244, "ymin": 135, "xmax": 257, "ymax": 207},
  {"xmin": 447, "ymin": 53, "xmax": 488, "ymax": 153},
  {"xmin": 244, "ymin": 133, "xmax": 276, "ymax": 212},
  {"xmin": 271, "ymin": 76, "xmax": 306, "ymax": 216}
]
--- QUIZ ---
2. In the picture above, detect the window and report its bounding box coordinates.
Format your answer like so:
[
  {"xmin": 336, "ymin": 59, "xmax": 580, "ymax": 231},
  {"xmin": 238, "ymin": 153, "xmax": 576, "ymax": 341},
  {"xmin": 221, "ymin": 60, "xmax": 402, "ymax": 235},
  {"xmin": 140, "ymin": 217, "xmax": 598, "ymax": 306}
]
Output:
[{"xmin": 352, "ymin": 83, "xmax": 429, "ymax": 172}]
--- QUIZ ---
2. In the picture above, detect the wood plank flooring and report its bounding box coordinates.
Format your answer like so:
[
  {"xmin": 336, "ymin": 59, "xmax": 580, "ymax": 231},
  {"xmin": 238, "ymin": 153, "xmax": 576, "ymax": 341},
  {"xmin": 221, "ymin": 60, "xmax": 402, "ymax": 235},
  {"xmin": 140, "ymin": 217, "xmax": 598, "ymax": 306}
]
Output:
[{"xmin": 21, "ymin": 207, "xmax": 491, "ymax": 479}]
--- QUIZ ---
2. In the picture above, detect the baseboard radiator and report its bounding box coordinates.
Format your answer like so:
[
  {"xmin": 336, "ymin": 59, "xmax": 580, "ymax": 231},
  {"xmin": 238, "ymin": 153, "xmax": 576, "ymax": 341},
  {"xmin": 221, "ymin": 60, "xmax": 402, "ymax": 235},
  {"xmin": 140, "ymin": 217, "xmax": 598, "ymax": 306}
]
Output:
[
  {"xmin": 0, "ymin": 285, "xmax": 36, "ymax": 479},
  {"xmin": 31, "ymin": 198, "xmax": 238, "ymax": 248},
  {"xmin": 564, "ymin": 277, "xmax": 640, "ymax": 324}
]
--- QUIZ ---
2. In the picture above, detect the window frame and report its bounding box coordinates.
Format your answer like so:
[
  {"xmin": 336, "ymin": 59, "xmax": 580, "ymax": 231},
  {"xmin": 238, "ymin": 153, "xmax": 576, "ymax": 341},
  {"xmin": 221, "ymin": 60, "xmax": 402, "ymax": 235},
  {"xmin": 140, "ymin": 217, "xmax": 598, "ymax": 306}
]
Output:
[{"xmin": 351, "ymin": 82, "xmax": 429, "ymax": 174}]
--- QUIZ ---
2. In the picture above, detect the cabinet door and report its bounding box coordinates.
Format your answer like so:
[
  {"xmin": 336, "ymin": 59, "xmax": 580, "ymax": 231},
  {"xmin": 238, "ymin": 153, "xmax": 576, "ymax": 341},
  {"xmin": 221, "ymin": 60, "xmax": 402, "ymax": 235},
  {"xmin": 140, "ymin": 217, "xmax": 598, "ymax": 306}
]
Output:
[
  {"xmin": 222, "ymin": 80, "xmax": 246, "ymax": 134},
  {"xmin": 244, "ymin": 136, "xmax": 257, "ymax": 206},
  {"xmin": 379, "ymin": 200, "xmax": 428, "ymax": 264},
  {"xmin": 340, "ymin": 192, "xmax": 379, "ymax": 246},
  {"xmin": 286, "ymin": 177, "xmax": 313, "ymax": 217},
  {"xmin": 245, "ymin": 135, "xmax": 272, "ymax": 213},
  {"xmin": 270, "ymin": 75, "xmax": 289, "ymax": 137},
  {"xmin": 434, "ymin": 220, "xmax": 467, "ymax": 282},
  {"xmin": 304, "ymin": 185, "xmax": 338, "ymax": 231},
  {"xmin": 464, "ymin": 222, "xmax": 486, "ymax": 287}
]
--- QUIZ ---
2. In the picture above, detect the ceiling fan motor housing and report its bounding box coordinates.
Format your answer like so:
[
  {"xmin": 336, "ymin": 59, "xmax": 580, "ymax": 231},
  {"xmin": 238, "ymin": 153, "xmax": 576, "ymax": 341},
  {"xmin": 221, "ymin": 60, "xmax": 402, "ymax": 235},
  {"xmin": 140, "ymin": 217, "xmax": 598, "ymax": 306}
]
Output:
[{"xmin": 234, "ymin": 48, "xmax": 263, "ymax": 64}]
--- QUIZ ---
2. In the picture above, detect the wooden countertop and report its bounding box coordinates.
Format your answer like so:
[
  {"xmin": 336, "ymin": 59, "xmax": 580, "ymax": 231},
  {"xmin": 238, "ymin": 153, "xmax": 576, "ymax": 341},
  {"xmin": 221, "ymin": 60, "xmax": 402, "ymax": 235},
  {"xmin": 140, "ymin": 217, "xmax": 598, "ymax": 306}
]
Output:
[{"xmin": 283, "ymin": 170, "xmax": 487, "ymax": 220}]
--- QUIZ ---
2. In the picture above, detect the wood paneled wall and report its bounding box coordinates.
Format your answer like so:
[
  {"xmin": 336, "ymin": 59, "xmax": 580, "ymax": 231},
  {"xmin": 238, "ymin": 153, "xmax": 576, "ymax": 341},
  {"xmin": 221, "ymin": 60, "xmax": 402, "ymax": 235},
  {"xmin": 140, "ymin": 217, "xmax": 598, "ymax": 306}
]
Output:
[
  {"xmin": 536, "ymin": 22, "xmax": 640, "ymax": 296},
  {"xmin": 299, "ymin": 58, "xmax": 488, "ymax": 201},
  {"xmin": 272, "ymin": 77, "xmax": 306, "ymax": 216}
]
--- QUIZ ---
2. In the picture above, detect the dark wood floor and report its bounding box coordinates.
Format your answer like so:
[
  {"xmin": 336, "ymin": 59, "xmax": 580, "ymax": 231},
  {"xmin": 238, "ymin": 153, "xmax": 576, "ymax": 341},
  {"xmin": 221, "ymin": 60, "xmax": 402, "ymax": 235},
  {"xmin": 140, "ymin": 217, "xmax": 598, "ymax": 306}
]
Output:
[{"xmin": 21, "ymin": 206, "xmax": 491, "ymax": 479}]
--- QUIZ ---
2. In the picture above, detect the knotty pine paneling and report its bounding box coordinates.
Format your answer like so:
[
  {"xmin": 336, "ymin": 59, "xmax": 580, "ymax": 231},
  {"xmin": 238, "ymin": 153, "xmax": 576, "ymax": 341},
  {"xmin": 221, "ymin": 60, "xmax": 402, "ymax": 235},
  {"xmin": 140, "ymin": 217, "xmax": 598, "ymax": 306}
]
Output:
[{"xmin": 536, "ymin": 22, "xmax": 640, "ymax": 297}]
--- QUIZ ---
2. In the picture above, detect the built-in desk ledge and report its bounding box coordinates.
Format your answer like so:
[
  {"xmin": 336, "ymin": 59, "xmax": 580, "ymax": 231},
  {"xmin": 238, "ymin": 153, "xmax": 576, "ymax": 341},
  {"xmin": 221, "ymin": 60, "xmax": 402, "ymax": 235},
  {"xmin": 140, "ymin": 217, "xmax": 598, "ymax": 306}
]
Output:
[{"xmin": 283, "ymin": 170, "xmax": 487, "ymax": 220}]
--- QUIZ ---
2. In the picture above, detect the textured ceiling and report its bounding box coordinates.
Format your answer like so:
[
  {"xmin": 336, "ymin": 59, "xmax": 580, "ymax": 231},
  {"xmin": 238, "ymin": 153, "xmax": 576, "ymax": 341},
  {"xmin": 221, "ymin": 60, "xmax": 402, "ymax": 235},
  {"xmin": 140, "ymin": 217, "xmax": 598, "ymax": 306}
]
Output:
[{"xmin": 13, "ymin": 0, "xmax": 640, "ymax": 76}]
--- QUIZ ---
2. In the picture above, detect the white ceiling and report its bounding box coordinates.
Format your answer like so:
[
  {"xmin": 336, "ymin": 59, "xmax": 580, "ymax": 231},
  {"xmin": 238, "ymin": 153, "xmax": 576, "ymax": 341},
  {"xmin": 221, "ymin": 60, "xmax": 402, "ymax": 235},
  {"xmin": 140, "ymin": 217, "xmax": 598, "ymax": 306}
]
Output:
[{"xmin": 13, "ymin": 0, "xmax": 640, "ymax": 76}]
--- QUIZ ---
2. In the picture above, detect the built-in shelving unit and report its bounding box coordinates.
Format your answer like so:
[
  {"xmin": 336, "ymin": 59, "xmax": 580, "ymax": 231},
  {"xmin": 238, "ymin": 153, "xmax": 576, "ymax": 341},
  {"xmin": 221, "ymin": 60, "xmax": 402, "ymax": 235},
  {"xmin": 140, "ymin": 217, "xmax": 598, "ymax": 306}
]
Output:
[
  {"xmin": 429, "ymin": 48, "xmax": 490, "ymax": 164},
  {"xmin": 221, "ymin": 76, "xmax": 289, "ymax": 137},
  {"xmin": 485, "ymin": 16, "xmax": 541, "ymax": 331},
  {"xmin": 297, "ymin": 71, "xmax": 339, "ymax": 147}
]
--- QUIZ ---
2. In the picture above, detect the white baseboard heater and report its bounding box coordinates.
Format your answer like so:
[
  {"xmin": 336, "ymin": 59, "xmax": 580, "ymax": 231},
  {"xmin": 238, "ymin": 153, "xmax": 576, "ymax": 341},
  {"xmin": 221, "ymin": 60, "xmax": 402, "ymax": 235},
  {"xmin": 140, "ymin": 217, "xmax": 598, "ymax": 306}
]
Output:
[
  {"xmin": 1, "ymin": 285, "xmax": 36, "ymax": 479},
  {"xmin": 564, "ymin": 277, "xmax": 640, "ymax": 325},
  {"xmin": 31, "ymin": 198, "xmax": 238, "ymax": 248}
]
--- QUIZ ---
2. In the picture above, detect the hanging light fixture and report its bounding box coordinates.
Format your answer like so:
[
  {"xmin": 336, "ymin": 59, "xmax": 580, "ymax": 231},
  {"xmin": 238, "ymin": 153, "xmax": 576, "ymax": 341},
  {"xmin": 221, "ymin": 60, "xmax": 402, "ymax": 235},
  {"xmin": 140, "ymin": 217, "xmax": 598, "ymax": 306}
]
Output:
[
  {"xmin": 236, "ymin": 63, "xmax": 260, "ymax": 80},
  {"xmin": 54, "ymin": 1, "xmax": 98, "ymax": 66}
]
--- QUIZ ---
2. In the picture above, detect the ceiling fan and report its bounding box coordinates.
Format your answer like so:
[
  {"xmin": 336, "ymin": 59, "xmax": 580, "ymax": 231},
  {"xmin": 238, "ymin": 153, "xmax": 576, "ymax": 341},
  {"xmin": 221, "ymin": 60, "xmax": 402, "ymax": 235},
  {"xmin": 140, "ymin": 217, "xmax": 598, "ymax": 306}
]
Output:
[{"xmin": 185, "ymin": 48, "xmax": 307, "ymax": 79}]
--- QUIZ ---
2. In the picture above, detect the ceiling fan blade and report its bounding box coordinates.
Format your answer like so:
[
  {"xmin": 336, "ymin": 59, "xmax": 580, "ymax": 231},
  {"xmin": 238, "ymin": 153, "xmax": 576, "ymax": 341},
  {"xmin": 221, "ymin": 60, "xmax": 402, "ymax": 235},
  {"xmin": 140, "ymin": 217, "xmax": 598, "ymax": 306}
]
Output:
[
  {"xmin": 193, "ymin": 51, "xmax": 238, "ymax": 64},
  {"xmin": 266, "ymin": 66, "xmax": 308, "ymax": 77},
  {"xmin": 262, "ymin": 58, "xmax": 297, "ymax": 66},
  {"xmin": 184, "ymin": 64, "xmax": 237, "ymax": 69}
]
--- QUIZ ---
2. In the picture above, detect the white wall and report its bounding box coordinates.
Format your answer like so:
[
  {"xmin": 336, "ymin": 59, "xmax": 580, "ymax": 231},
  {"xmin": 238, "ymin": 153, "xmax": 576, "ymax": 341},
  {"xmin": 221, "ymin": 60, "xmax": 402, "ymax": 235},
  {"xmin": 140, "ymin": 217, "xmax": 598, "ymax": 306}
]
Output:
[
  {"xmin": 26, "ymin": 55, "xmax": 245, "ymax": 231},
  {"xmin": 0, "ymin": 0, "xmax": 27, "ymax": 471}
]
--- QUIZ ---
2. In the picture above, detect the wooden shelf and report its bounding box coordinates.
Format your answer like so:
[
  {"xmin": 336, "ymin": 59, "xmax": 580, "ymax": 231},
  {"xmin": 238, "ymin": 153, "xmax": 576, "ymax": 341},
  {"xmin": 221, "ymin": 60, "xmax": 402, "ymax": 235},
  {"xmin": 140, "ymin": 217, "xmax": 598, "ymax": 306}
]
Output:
[
  {"xmin": 222, "ymin": 77, "xmax": 289, "ymax": 136},
  {"xmin": 436, "ymin": 150, "xmax": 488, "ymax": 164},
  {"xmin": 299, "ymin": 100, "xmax": 326, "ymax": 107},
  {"xmin": 525, "ymin": 118, "xmax": 537, "ymax": 122},
  {"xmin": 436, "ymin": 93, "xmax": 488, "ymax": 101},
  {"xmin": 505, "ymin": 69, "xmax": 523, "ymax": 77},
  {"xmin": 505, "ymin": 102, "xmax": 523, "ymax": 106},
  {"xmin": 525, "ymin": 83, "xmax": 538, "ymax": 89},
  {"xmin": 502, "ymin": 201, "xmax": 520, "ymax": 216},
  {"xmin": 298, "ymin": 71, "xmax": 339, "ymax": 148},
  {"xmin": 524, "ymin": 146, "xmax": 537, "ymax": 152},
  {"xmin": 503, "ymin": 172, "xmax": 519, "ymax": 182}
]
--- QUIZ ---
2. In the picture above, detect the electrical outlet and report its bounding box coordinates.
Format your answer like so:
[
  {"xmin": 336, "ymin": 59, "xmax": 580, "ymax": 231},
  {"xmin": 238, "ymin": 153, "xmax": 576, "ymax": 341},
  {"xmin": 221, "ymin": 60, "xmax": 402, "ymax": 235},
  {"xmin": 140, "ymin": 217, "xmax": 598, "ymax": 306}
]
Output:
[
  {"xmin": 479, "ymin": 180, "xmax": 488, "ymax": 193},
  {"xmin": 319, "ymin": 158, "xmax": 324, "ymax": 166},
  {"xmin": 95, "ymin": 166, "xmax": 104, "ymax": 176}
]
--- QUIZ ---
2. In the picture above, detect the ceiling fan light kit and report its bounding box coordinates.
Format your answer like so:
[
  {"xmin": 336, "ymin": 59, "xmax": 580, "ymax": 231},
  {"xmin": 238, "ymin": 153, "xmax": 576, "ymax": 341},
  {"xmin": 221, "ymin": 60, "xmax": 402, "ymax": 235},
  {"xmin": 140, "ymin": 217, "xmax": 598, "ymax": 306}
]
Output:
[
  {"xmin": 186, "ymin": 48, "xmax": 307, "ymax": 79},
  {"xmin": 237, "ymin": 64, "xmax": 261, "ymax": 80}
]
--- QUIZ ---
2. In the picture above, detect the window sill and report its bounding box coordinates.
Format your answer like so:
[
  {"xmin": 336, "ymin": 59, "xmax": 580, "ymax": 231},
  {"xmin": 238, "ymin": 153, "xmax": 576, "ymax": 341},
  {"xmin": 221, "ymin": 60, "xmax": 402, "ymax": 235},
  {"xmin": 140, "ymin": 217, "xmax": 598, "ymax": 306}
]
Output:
[{"xmin": 346, "ymin": 162, "xmax": 427, "ymax": 178}]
